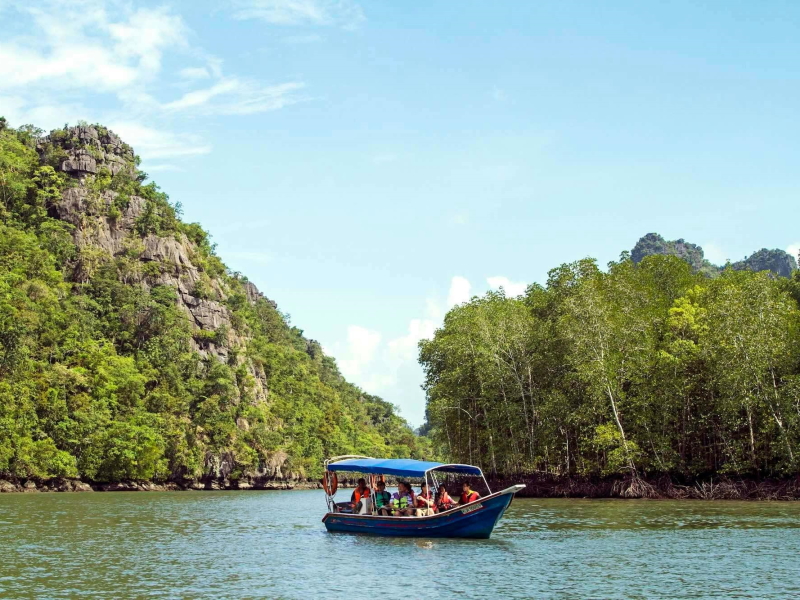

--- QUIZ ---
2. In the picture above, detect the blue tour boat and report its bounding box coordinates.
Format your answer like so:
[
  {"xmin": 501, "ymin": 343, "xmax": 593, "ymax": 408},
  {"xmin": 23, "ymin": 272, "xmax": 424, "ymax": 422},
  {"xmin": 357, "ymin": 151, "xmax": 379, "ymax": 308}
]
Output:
[{"xmin": 321, "ymin": 456, "xmax": 525, "ymax": 539}]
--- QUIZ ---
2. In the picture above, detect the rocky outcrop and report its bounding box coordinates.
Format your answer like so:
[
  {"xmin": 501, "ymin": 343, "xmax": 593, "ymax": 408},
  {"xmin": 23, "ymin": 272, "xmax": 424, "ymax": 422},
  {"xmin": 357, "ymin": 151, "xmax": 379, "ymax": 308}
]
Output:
[
  {"xmin": 38, "ymin": 124, "xmax": 135, "ymax": 177},
  {"xmin": 42, "ymin": 126, "xmax": 244, "ymax": 363},
  {"xmin": 733, "ymin": 248, "xmax": 797, "ymax": 278},
  {"xmin": 631, "ymin": 233, "xmax": 716, "ymax": 275},
  {"xmin": 0, "ymin": 480, "xmax": 19, "ymax": 493},
  {"xmin": 62, "ymin": 148, "xmax": 97, "ymax": 174},
  {"xmin": 632, "ymin": 233, "xmax": 797, "ymax": 278}
]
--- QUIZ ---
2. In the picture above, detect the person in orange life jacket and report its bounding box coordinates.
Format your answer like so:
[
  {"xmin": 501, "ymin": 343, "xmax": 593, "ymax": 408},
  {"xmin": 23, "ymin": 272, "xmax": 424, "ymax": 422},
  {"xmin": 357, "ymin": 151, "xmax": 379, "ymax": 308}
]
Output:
[
  {"xmin": 435, "ymin": 485, "xmax": 455, "ymax": 512},
  {"xmin": 460, "ymin": 482, "xmax": 480, "ymax": 504},
  {"xmin": 350, "ymin": 478, "xmax": 370, "ymax": 510},
  {"xmin": 415, "ymin": 482, "xmax": 435, "ymax": 515}
]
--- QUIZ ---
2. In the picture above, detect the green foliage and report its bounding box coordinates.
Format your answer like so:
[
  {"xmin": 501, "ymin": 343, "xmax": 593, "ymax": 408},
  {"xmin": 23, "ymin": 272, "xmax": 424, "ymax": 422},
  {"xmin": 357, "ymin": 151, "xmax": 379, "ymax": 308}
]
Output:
[
  {"xmin": 0, "ymin": 120, "xmax": 427, "ymax": 484},
  {"xmin": 422, "ymin": 254, "xmax": 800, "ymax": 479}
]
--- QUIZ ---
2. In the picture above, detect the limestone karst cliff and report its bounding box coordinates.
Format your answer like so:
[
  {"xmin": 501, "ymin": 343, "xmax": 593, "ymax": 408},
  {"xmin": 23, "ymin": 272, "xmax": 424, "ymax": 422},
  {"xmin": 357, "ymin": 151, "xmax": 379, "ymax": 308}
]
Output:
[
  {"xmin": 0, "ymin": 120, "xmax": 427, "ymax": 488},
  {"xmin": 631, "ymin": 232, "xmax": 797, "ymax": 277}
]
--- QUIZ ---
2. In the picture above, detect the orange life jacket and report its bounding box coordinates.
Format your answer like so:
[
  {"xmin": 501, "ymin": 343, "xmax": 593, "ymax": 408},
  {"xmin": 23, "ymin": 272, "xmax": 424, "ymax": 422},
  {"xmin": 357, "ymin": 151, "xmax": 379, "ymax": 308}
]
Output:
[
  {"xmin": 436, "ymin": 491, "xmax": 454, "ymax": 511},
  {"xmin": 352, "ymin": 487, "xmax": 371, "ymax": 503},
  {"xmin": 461, "ymin": 490, "xmax": 479, "ymax": 504}
]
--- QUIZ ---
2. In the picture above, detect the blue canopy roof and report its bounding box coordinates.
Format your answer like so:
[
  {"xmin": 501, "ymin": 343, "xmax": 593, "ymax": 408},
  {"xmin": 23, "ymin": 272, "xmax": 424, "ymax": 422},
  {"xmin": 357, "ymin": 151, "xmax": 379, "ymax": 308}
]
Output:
[{"xmin": 327, "ymin": 458, "xmax": 482, "ymax": 478}]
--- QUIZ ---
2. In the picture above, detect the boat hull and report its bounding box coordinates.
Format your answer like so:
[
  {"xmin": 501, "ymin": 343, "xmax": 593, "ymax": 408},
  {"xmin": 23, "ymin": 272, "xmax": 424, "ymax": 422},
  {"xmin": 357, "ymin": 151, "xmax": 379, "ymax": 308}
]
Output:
[{"xmin": 322, "ymin": 485, "xmax": 523, "ymax": 539}]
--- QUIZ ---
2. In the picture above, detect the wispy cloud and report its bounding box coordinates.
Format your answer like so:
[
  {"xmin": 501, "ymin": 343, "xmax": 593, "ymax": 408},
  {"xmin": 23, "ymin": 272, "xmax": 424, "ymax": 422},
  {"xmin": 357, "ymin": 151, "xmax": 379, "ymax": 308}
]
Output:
[
  {"xmin": 0, "ymin": 0, "xmax": 305, "ymax": 162},
  {"xmin": 231, "ymin": 0, "xmax": 365, "ymax": 30},
  {"xmin": 109, "ymin": 122, "xmax": 212, "ymax": 159},
  {"xmin": 786, "ymin": 243, "xmax": 800, "ymax": 261},
  {"xmin": 0, "ymin": 2, "xmax": 188, "ymax": 94},
  {"xmin": 179, "ymin": 66, "xmax": 211, "ymax": 80},
  {"xmin": 163, "ymin": 79, "xmax": 306, "ymax": 116}
]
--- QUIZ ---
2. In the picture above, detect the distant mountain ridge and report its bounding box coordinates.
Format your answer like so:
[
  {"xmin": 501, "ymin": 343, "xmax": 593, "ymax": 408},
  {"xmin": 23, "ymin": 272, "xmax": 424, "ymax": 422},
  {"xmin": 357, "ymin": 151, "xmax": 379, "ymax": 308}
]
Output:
[{"xmin": 631, "ymin": 233, "xmax": 797, "ymax": 278}]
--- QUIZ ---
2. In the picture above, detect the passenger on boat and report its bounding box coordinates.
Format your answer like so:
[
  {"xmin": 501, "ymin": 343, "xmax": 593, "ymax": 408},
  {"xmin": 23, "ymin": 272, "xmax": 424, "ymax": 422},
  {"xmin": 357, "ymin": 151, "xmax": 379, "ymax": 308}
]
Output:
[
  {"xmin": 460, "ymin": 482, "xmax": 480, "ymax": 504},
  {"xmin": 435, "ymin": 486, "xmax": 455, "ymax": 512},
  {"xmin": 350, "ymin": 478, "xmax": 370, "ymax": 504},
  {"xmin": 374, "ymin": 481, "xmax": 392, "ymax": 515},
  {"xmin": 415, "ymin": 482, "xmax": 435, "ymax": 516},
  {"xmin": 390, "ymin": 482, "xmax": 416, "ymax": 516}
]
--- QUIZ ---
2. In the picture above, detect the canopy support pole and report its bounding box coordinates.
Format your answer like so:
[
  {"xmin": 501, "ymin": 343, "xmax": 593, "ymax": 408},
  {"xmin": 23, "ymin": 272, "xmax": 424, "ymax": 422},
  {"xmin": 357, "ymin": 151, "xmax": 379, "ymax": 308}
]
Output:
[{"xmin": 481, "ymin": 470, "xmax": 492, "ymax": 495}]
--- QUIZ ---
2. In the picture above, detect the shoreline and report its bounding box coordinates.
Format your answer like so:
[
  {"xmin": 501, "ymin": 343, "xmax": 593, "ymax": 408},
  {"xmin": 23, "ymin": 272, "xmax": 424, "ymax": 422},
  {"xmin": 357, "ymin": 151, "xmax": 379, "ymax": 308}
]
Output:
[
  {"xmin": 0, "ymin": 477, "xmax": 324, "ymax": 494},
  {"xmin": 488, "ymin": 474, "xmax": 800, "ymax": 501},
  {"xmin": 2, "ymin": 474, "xmax": 799, "ymax": 500}
]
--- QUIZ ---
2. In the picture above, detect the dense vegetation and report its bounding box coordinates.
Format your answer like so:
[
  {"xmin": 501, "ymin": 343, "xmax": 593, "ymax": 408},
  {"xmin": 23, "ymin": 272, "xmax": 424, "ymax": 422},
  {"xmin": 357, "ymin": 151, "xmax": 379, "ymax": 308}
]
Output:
[
  {"xmin": 0, "ymin": 119, "xmax": 426, "ymax": 484},
  {"xmin": 421, "ymin": 252, "xmax": 800, "ymax": 482}
]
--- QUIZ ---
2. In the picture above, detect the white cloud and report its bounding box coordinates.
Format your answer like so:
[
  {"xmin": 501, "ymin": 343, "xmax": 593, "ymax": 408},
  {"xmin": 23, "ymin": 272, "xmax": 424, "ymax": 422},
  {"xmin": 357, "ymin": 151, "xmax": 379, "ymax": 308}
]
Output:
[
  {"xmin": 109, "ymin": 122, "xmax": 212, "ymax": 159},
  {"xmin": 487, "ymin": 276, "xmax": 527, "ymax": 297},
  {"xmin": 0, "ymin": 0, "xmax": 304, "ymax": 164},
  {"xmin": 388, "ymin": 318, "xmax": 437, "ymax": 362},
  {"xmin": 231, "ymin": 0, "xmax": 365, "ymax": 29},
  {"xmin": 179, "ymin": 67, "xmax": 211, "ymax": 80},
  {"xmin": 703, "ymin": 242, "xmax": 728, "ymax": 266},
  {"xmin": 338, "ymin": 325, "xmax": 382, "ymax": 379},
  {"xmin": 0, "ymin": 2, "xmax": 187, "ymax": 93},
  {"xmin": 786, "ymin": 243, "xmax": 800, "ymax": 262},
  {"xmin": 447, "ymin": 276, "xmax": 471, "ymax": 308}
]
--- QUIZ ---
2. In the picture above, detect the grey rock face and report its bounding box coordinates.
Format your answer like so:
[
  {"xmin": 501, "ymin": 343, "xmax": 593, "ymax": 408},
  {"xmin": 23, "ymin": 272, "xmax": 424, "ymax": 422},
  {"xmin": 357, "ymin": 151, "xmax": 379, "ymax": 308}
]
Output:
[
  {"xmin": 0, "ymin": 480, "xmax": 20, "ymax": 493},
  {"xmin": 38, "ymin": 125, "xmax": 135, "ymax": 178},
  {"xmin": 181, "ymin": 293, "xmax": 231, "ymax": 330},
  {"xmin": 38, "ymin": 122, "xmax": 275, "ymax": 399},
  {"xmin": 62, "ymin": 148, "xmax": 97, "ymax": 174},
  {"xmin": 141, "ymin": 234, "xmax": 194, "ymax": 268}
]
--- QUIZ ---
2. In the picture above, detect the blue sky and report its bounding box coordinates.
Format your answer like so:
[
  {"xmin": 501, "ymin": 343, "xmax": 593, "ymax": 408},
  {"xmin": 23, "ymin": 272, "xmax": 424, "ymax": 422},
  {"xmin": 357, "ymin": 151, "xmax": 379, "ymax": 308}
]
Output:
[{"xmin": 2, "ymin": 0, "xmax": 799, "ymax": 425}]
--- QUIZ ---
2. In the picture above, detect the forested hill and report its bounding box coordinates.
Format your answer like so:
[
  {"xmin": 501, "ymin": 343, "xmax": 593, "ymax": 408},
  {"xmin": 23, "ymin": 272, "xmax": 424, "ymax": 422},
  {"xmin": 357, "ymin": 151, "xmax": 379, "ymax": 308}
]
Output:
[
  {"xmin": 0, "ymin": 120, "xmax": 427, "ymax": 487},
  {"xmin": 421, "ymin": 243, "xmax": 800, "ymax": 490},
  {"xmin": 632, "ymin": 232, "xmax": 797, "ymax": 277}
]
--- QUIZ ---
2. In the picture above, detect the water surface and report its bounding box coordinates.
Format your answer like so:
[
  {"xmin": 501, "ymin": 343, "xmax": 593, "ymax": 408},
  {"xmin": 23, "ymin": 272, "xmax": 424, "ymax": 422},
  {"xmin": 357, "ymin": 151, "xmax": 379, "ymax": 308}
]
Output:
[{"xmin": 1, "ymin": 491, "xmax": 798, "ymax": 598}]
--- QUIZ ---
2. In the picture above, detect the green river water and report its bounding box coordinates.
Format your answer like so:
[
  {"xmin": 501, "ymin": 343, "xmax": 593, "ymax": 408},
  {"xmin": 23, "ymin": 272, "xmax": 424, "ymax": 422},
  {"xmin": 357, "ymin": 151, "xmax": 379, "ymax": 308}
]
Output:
[{"xmin": 1, "ymin": 490, "xmax": 799, "ymax": 599}]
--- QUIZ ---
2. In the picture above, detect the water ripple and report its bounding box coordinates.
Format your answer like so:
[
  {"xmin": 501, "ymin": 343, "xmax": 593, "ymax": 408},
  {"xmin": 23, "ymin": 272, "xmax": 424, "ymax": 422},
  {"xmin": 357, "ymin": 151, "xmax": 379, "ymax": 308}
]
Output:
[{"xmin": 1, "ymin": 492, "xmax": 799, "ymax": 598}]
